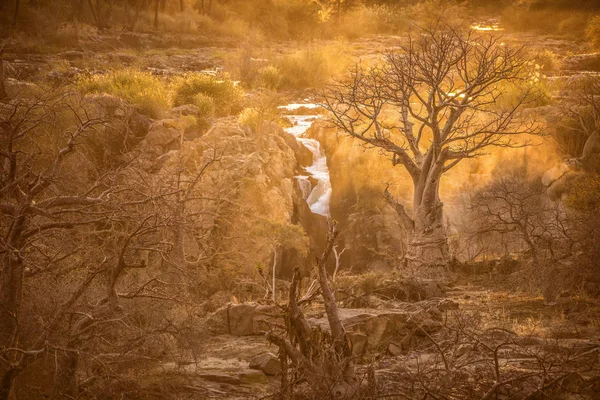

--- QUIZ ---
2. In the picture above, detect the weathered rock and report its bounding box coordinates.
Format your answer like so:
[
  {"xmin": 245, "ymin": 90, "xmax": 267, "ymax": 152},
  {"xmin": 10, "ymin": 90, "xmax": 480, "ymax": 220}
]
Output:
[
  {"xmin": 172, "ymin": 104, "xmax": 200, "ymax": 117},
  {"xmin": 224, "ymin": 303, "xmax": 281, "ymax": 336},
  {"xmin": 348, "ymin": 332, "xmax": 368, "ymax": 358},
  {"xmin": 129, "ymin": 113, "xmax": 151, "ymax": 138},
  {"xmin": 388, "ymin": 342, "xmax": 403, "ymax": 356},
  {"xmin": 239, "ymin": 369, "xmax": 269, "ymax": 384},
  {"xmin": 249, "ymin": 352, "xmax": 281, "ymax": 376},
  {"xmin": 308, "ymin": 304, "xmax": 445, "ymax": 353},
  {"xmin": 198, "ymin": 372, "xmax": 241, "ymax": 385}
]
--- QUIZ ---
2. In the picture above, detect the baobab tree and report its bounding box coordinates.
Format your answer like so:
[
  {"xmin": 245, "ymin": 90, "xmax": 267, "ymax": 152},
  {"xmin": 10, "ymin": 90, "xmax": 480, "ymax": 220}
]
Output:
[{"xmin": 323, "ymin": 25, "xmax": 541, "ymax": 267}]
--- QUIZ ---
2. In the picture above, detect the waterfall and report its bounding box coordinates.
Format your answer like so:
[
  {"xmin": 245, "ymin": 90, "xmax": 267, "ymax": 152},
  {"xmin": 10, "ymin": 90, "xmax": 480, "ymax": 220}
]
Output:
[{"xmin": 279, "ymin": 104, "xmax": 331, "ymax": 217}]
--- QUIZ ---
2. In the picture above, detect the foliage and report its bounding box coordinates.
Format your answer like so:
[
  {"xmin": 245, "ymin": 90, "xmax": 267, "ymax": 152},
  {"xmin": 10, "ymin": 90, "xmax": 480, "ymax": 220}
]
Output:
[
  {"xmin": 586, "ymin": 15, "xmax": 600, "ymax": 50},
  {"xmin": 192, "ymin": 92, "xmax": 216, "ymax": 117},
  {"xmin": 171, "ymin": 73, "xmax": 244, "ymax": 116},
  {"xmin": 276, "ymin": 45, "xmax": 350, "ymax": 89},
  {"xmin": 566, "ymin": 174, "xmax": 600, "ymax": 213},
  {"xmin": 238, "ymin": 107, "xmax": 261, "ymax": 130},
  {"xmin": 257, "ymin": 65, "xmax": 282, "ymax": 90},
  {"xmin": 253, "ymin": 219, "xmax": 309, "ymax": 255},
  {"xmin": 76, "ymin": 69, "xmax": 169, "ymax": 118}
]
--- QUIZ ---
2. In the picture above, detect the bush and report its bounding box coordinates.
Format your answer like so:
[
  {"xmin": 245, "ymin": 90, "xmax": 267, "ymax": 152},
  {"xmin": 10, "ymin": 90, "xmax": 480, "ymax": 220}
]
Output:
[
  {"xmin": 238, "ymin": 107, "xmax": 260, "ymax": 130},
  {"xmin": 193, "ymin": 93, "xmax": 216, "ymax": 117},
  {"xmin": 257, "ymin": 65, "xmax": 282, "ymax": 90},
  {"xmin": 586, "ymin": 15, "xmax": 600, "ymax": 50},
  {"xmin": 76, "ymin": 69, "xmax": 169, "ymax": 118},
  {"xmin": 276, "ymin": 45, "xmax": 350, "ymax": 90},
  {"xmin": 172, "ymin": 73, "xmax": 244, "ymax": 116},
  {"xmin": 337, "ymin": 5, "xmax": 408, "ymax": 39}
]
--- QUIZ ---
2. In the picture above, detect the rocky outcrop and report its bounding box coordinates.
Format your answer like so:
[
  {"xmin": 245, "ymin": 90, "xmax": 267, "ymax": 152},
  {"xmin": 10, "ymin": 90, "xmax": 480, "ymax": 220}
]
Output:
[
  {"xmin": 308, "ymin": 299, "xmax": 457, "ymax": 356},
  {"xmin": 212, "ymin": 299, "xmax": 457, "ymax": 358}
]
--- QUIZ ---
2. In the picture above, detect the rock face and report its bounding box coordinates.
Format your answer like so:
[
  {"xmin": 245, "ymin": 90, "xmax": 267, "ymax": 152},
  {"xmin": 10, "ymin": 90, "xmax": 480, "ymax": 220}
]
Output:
[{"xmin": 305, "ymin": 122, "xmax": 408, "ymax": 272}]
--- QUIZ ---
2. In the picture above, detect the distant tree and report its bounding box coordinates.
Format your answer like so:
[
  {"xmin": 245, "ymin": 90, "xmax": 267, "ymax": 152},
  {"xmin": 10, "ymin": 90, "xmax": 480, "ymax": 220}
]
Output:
[
  {"xmin": 324, "ymin": 25, "xmax": 541, "ymax": 268},
  {"xmin": 313, "ymin": 0, "xmax": 359, "ymax": 21}
]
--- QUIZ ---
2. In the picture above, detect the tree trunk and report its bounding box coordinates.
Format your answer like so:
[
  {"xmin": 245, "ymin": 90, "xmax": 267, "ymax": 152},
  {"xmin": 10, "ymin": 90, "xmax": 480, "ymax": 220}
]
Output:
[
  {"xmin": 405, "ymin": 175, "xmax": 449, "ymax": 268},
  {"xmin": 272, "ymin": 245, "xmax": 278, "ymax": 303},
  {"xmin": 12, "ymin": 0, "xmax": 19, "ymax": 25},
  {"xmin": 0, "ymin": 209, "xmax": 25, "ymax": 346},
  {"xmin": 0, "ymin": 52, "xmax": 7, "ymax": 101},
  {"xmin": 50, "ymin": 348, "xmax": 79, "ymax": 400},
  {"xmin": 153, "ymin": 0, "xmax": 159, "ymax": 29},
  {"xmin": 0, "ymin": 369, "xmax": 19, "ymax": 400}
]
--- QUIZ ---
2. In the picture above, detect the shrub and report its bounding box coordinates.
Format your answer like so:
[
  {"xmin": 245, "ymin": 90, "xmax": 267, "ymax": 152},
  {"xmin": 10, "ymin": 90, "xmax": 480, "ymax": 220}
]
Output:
[
  {"xmin": 586, "ymin": 15, "xmax": 600, "ymax": 50},
  {"xmin": 238, "ymin": 107, "xmax": 259, "ymax": 130},
  {"xmin": 257, "ymin": 65, "xmax": 282, "ymax": 90},
  {"xmin": 172, "ymin": 73, "xmax": 244, "ymax": 116},
  {"xmin": 337, "ymin": 5, "xmax": 408, "ymax": 39},
  {"xmin": 276, "ymin": 45, "xmax": 350, "ymax": 90},
  {"xmin": 76, "ymin": 69, "xmax": 169, "ymax": 118},
  {"xmin": 193, "ymin": 93, "xmax": 216, "ymax": 117}
]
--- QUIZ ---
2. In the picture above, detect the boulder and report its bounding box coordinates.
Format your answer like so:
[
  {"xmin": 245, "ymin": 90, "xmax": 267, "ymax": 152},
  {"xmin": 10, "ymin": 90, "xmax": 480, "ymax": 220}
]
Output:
[
  {"xmin": 347, "ymin": 332, "xmax": 368, "ymax": 358},
  {"xmin": 225, "ymin": 303, "xmax": 281, "ymax": 336},
  {"xmin": 249, "ymin": 352, "xmax": 281, "ymax": 376},
  {"xmin": 388, "ymin": 342, "xmax": 403, "ymax": 356}
]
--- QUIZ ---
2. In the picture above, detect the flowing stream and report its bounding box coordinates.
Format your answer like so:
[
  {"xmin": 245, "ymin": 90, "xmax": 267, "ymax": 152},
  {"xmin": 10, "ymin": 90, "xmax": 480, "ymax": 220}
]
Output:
[{"xmin": 279, "ymin": 104, "xmax": 331, "ymax": 217}]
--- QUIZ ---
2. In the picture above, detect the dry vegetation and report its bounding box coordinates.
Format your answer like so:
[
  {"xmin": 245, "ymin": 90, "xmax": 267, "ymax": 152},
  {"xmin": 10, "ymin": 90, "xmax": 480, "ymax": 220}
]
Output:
[{"xmin": 1, "ymin": 0, "xmax": 600, "ymax": 399}]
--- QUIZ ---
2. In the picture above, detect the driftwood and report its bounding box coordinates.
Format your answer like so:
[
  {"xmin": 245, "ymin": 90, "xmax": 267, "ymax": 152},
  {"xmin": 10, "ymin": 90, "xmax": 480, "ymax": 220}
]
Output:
[{"xmin": 267, "ymin": 220, "xmax": 357, "ymax": 399}]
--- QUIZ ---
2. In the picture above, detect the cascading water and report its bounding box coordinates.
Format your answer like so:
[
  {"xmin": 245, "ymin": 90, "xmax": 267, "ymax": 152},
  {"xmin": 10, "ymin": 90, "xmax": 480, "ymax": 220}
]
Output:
[{"xmin": 279, "ymin": 104, "xmax": 331, "ymax": 217}]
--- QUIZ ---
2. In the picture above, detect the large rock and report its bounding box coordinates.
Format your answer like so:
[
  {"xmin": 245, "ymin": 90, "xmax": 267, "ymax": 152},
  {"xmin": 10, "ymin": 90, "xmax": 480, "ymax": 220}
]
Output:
[
  {"xmin": 249, "ymin": 352, "xmax": 281, "ymax": 376},
  {"xmin": 222, "ymin": 303, "xmax": 282, "ymax": 336},
  {"xmin": 308, "ymin": 301, "xmax": 453, "ymax": 354}
]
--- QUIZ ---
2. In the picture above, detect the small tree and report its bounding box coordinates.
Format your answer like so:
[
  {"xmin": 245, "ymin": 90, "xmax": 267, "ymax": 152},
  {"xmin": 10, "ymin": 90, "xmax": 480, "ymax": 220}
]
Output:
[
  {"xmin": 254, "ymin": 219, "xmax": 309, "ymax": 302},
  {"xmin": 469, "ymin": 173, "xmax": 574, "ymax": 303},
  {"xmin": 324, "ymin": 25, "xmax": 541, "ymax": 268}
]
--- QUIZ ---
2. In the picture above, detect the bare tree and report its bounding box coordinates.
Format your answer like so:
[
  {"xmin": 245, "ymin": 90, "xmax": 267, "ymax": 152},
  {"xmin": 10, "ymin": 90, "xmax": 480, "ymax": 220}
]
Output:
[
  {"xmin": 469, "ymin": 173, "xmax": 575, "ymax": 303},
  {"xmin": 381, "ymin": 310, "xmax": 600, "ymax": 399},
  {"xmin": 0, "ymin": 90, "xmax": 111, "ymax": 399},
  {"xmin": 0, "ymin": 89, "xmax": 201, "ymax": 399},
  {"xmin": 323, "ymin": 25, "xmax": 541, "ymax": 268},
  {"xmin": 267, "ymin": 220, "xmax": 358, "ymax": 398}
]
